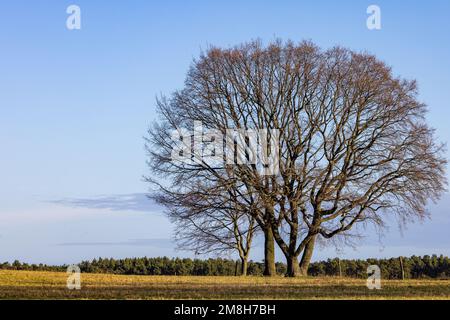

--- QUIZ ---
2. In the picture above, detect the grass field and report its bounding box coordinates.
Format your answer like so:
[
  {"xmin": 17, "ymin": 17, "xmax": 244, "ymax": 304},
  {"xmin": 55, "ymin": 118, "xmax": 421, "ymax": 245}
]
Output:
[{"xmin": 1, "ymin": 270, "xmax": 449, "ymax": 300}]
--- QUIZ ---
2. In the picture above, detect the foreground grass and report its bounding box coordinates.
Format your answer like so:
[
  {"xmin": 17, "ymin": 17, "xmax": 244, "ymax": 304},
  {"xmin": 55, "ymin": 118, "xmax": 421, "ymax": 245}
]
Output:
[{"xmin": 0, "ymin": 270, "xmax": 449, "ymax": 300}]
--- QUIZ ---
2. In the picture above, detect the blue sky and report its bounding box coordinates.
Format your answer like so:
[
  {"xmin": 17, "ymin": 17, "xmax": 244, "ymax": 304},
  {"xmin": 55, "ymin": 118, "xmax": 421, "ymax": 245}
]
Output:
[{"xmin": 0, "ymin": 0, "xmax": 449, "ymax": 265}]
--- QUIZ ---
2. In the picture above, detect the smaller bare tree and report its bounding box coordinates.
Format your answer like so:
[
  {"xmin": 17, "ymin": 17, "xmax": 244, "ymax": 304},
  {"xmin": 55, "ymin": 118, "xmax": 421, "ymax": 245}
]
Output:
[{"xmin": 149, "ymin": 179, "xmax": 258, "ymax": 276}]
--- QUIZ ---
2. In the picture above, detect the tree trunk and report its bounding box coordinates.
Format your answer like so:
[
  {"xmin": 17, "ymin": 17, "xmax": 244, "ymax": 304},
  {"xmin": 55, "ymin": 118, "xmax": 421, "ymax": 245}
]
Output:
[
  {"xmin": 240, "ymin": 257, "xmax": 248, "ymax": 276},
  {"xmin": 286, "ymin": 255, "xmax": 300, "ymax": 277},
  {"xmin": 338, "ymin": 258, "xmax": 342, "ymax": 277},
  {"xmin": 299, "ymin": 235, "xmax": 317, "ymax": 276},
  {"xmin": 263, "ymin": 226, "xmax": 276, "ymax": 276},
  {"xmin": 399, "ymin": 256, "xmax": 405, "ymax": 280}
]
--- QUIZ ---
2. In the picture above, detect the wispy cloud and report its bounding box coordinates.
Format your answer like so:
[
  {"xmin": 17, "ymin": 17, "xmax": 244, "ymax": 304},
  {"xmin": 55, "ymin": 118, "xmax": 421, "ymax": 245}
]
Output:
[
  {"xmin": 50, "ymin": 193, "xmax": 160, "ymax": 213},
  {"xmin": 58, "ymin": 238, "xmax": 173, "ymax": 248}
]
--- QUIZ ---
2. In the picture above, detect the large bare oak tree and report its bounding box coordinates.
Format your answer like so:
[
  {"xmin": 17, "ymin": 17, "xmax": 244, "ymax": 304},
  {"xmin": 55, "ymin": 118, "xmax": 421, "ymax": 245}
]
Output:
[{"xmin": 146, "ymin": 40, "xmax": 447, "ymax": 277}]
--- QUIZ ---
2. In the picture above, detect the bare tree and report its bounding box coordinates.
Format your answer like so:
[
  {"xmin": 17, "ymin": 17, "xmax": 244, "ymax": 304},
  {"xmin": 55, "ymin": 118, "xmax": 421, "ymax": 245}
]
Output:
[
  {"xmin": 146, "ymin": 101, "xmax": 277, "ymax": 275},
  {"xmin": 146, "ymin": 40, "xmax": 447, "ymax": 277},
  {"xmin": 149, "ymin": 178, "xmax": 258, "ymax": 276}
]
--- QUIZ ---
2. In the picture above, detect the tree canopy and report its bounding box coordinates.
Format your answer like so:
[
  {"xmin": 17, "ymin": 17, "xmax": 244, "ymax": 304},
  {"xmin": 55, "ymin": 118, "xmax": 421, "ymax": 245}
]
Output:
[{"xmin": 146, "ymin": 40, "xmax": 447, "ymax": 277}]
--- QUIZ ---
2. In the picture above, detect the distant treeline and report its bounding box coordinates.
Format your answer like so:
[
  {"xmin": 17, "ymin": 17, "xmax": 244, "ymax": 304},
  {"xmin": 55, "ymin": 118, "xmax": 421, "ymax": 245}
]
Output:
[{"xmin": 2, "ymin": 255, "xmax": 449, "ymax": 279}]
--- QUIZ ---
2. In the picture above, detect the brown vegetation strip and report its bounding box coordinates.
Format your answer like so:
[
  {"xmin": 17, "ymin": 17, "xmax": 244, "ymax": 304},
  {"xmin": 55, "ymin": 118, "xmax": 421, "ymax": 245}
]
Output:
[{"xmin": 1, "ymin": 271, "xmax": 449, "ymax": 300}]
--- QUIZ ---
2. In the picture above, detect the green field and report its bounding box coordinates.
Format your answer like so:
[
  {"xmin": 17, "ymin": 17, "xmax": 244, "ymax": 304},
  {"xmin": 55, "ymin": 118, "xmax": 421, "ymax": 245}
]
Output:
[{"xmin": 1, "ymin": 270, "xmax": 449, "ymax": 300}]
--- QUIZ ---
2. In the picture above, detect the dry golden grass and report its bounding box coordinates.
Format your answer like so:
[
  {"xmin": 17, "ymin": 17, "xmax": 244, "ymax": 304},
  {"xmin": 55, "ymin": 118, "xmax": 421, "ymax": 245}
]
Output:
[{"xmin": 0, "ymin": 270, "xmax": 449, "ymax": 300}]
